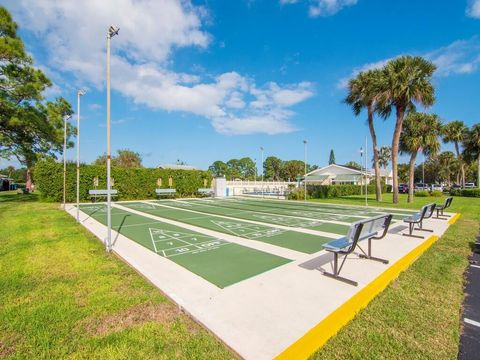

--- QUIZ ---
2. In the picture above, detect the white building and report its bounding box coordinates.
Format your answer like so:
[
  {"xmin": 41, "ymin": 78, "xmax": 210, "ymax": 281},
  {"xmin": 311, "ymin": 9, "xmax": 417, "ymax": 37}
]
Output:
[
  {"xmin": 304, "ymin": 164, "xmax": 393, "ymax": 186},
  {"xmin": 158, "ymin": 164, "xmax": 198, "ymax": 171}
]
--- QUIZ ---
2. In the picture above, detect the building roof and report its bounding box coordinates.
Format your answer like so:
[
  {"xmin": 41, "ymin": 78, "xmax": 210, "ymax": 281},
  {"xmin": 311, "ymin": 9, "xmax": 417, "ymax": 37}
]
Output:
[
  {"xmin": 306, "ymin": 164, "xmax": 364, "ymax": 177},
  {"xmin": 158, "ymin": 164, "xmax": 198, "ymax": 171}
]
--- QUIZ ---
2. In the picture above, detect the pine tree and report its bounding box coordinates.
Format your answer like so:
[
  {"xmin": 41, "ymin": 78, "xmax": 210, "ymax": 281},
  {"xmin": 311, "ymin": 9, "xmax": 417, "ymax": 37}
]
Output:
[{"xmin": 329, "ymin": 149, "xmax": 336, "ymax": 165}]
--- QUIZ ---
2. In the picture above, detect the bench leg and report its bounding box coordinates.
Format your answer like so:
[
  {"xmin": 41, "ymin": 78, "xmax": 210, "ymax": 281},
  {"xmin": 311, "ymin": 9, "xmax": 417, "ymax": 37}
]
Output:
[
  {"xmin": 322, "ymin": 253, "xmax": 358, "ymax": 286},
  {"xmin": 415, "ymin": 221, "xmax": 434, "ymax": 233},
  {"xmin": 358, "ymin": 239, "xmax": 389, "ymax": 264},
  {"xmin": 402, "ymin": 222, "xmax": 424, "ymax": 238}
]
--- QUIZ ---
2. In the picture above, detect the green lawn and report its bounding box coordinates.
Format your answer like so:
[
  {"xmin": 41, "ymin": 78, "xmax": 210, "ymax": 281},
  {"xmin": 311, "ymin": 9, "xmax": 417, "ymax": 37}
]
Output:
[
  {"xmin": 0, "ymin": 192, "xmax": 232, "ymax": 359},
  {"xmin": 311, "ymin": 193, "xmax": 480, "ymax": 359},
  {"xmin": 1, "ymin": 191, "xmax": 478, "ymax": 359}
]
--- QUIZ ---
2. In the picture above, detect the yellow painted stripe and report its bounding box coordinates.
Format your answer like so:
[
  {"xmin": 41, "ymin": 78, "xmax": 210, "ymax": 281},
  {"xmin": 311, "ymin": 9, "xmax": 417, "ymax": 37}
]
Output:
[
  {"xmin": 275, "ymin": 235, "xmax": 440, "ymax": 360},
  {"xmin": 448, "ymin": 213, "xmax": 461, "ymax": 225}
]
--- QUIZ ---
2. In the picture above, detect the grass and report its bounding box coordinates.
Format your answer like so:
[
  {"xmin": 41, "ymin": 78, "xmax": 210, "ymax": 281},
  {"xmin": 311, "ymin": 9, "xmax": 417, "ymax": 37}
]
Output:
[
  {"xmin": 1, "ymin": 191, "xmax": 478, "ymax": 359},
  {"xmin": 0, "ymin": 191, "xmax": 232, "ymax": 359},
  {"xmin": 311, "ymin": 193, "xmax": 480, "ymax": 359}
]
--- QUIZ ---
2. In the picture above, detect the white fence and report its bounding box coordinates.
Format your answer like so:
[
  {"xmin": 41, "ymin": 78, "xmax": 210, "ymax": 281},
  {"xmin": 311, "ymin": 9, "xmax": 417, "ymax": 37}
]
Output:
[{"xmin": 225, "ymin": 180, "xmax": 296, "ymax": 197}]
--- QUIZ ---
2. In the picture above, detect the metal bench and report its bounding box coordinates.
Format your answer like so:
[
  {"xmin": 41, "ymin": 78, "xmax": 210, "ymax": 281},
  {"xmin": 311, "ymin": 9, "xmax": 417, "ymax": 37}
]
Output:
[
  {"xmin": 156, "ymin": 188, "xmax": 176, "ymax": 198},
  {"xmin": 198, "ymin": 188, "xmax": 214, "ymax": 197},
  {"xmin": 89, "ymin": 189, "xmax": 118, "ymax": 202},
  {"xmin": 434, "ymin": 197, "xmax": 453, "ymax": 219},
  {"xmin": 402, "ymin": 203, "xmax": 436, "ymax": 238},
  {"xmin": 322, "ymin": 214, "xmax": 393, "ymax": 286}
]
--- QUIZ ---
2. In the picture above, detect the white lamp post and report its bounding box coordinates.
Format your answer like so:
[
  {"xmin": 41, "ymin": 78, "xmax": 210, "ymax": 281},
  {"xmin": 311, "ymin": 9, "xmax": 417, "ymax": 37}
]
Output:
[
  {"xmin": 303, "ymin": 140, "xmax": 307, "ymax": 202},
  {"xmin": 106, "ymin": 25, "xmax": 119, "ymax": 252},
  {"xmin": 260, "ymin": 146, "xmax": 264, "ymax": 198},
  {"xmin": 76, "ymin": 89, "xmax": 86, "ymax": 222},
  {"xmin": 63, "ymin": 114, "xmax": 72, "ymax": 209}
]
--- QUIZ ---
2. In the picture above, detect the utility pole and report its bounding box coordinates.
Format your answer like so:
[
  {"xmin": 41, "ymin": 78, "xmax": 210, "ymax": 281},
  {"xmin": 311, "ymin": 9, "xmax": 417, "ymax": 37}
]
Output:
[
  {"xmin": 76, "ymin": 89, "xmax": 86, "ymax": 222},
  {"xmin": 63, "ymin": 114, "xmax": 72, "ymax": 209}
]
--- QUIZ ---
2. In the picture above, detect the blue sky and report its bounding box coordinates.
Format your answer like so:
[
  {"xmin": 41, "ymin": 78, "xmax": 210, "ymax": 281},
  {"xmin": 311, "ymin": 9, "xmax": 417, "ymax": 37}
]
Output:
[{"xmin": 2, "ymin": 0, "xmax": 480, "ymax": 170}]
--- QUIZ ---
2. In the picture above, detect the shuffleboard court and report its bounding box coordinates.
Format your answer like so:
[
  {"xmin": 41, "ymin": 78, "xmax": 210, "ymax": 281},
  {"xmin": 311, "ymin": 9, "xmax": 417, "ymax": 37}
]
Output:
[
  {"xmin": 121, "ymin": 202, "xmax": 336, "ymax": 254},
  {"xmin": 152, "ymin": 199, "xmax": 351, "ymax": 235},
  {"xmin": 236, "ymin": 197, "xmax": 416, "ymax": 218},
  {"xmin": 78, "ymin": 204, "xmax": 291, "ymax": 288}
]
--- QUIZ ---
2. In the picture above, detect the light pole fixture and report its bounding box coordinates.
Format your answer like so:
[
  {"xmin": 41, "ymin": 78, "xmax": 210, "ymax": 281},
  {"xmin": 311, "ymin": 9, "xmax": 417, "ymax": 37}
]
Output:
[
  {"xmin": 63, "ymin": 114, "xmax": 72, "ymax": 209},
  {"xmin": 303, "ymin": 140, "xmax": 308, "ymax": 202},
  {"xmin": 76, "ymin": 89, "xmax": 86, "ymax": 222},
  {"xmin": 106, "ymin": 25, "xmax": 119, "ymax": 252},
  {"xmin": 260, "ymin": 147, "xmax": 264, "ymax": 198}
]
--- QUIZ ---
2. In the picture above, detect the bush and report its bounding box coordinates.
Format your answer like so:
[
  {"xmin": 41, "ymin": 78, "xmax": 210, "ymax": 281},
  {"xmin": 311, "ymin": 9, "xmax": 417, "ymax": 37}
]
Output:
[
  {"xmin": 303, "ymin": 184, "xmax": 390, "ymax": 199},
  {"xmin": 430, "ymin": 190, "xmax": 443, "ymax": 197},
  {"xmin": 287, "ymin": 188, "xmax": 310, "ymax": 200},
  {"xmin": 414, "ymin": 190, "xmax": 429, "ymax": 197},
  {"xmin": 450, "ymin": 188, "xmax": 480, "ymax": 197},
  {"xmin": 34, "ymin": 158, "xmax": 212, "ymax": 202}
]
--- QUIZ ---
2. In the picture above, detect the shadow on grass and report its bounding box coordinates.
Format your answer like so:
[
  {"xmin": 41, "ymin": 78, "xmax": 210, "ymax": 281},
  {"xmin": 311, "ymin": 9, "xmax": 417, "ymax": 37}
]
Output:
[
  {"xmin": 0, "ymin": 191, "xmax": 39, "ymax": 203},
  {"xmin": 468, "ymin": 236, "xmax": 480, "ymax": 254}
]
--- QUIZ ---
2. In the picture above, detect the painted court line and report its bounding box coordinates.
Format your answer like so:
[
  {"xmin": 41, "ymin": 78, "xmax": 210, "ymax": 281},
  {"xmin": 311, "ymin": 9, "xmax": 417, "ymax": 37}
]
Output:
[
  {"xmin": 470, "ymin": 264, "xmax": 480, "ymax": 269},
  {"xmin": 464, "ymin": 318, "xmax": 480, "ymax": 328},
  {"xmin": 146, "ymin": 200, "xmax": 341, "ymax": 239}
]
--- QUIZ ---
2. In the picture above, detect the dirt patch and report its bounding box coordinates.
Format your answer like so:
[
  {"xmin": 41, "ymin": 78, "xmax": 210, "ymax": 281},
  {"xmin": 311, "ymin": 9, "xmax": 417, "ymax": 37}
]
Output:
[
  {"xmin": 82, "ymin": 302, "xmax": 181, "ymax": 336},
  {"xmin": 0, "ymin": 340, "xmax": 15, "ymax": 358}
]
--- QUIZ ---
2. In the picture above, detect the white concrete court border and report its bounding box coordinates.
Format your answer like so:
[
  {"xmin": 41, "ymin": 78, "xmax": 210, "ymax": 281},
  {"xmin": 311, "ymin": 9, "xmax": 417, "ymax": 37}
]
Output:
[{"xmin": 65, "ymin": 202, "xmax": 457, "ymax": 360}]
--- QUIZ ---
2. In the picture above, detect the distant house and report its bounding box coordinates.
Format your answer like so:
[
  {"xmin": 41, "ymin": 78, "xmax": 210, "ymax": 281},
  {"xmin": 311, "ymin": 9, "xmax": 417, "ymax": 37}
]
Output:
[
  {"xmin": 304, "ymin": 164, "xmax": 393, "ymax": 186},
  {"xmin": 158, "ymin": 164, "xmax": 198, "ymax": 171},
  {"xmin": 0, "ymin": 174, "xmax": 12, "ymax": 191}
]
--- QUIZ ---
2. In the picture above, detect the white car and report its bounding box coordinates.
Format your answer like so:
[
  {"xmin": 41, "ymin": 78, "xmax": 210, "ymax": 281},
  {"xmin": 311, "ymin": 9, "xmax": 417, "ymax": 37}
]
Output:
[
  {"xmin": 464, "ymin": 183, "xmax": 476, "ymax": 188},
  {"xmin": 431, "ymin": 184, "xmax": 443, "ymax": 191}
]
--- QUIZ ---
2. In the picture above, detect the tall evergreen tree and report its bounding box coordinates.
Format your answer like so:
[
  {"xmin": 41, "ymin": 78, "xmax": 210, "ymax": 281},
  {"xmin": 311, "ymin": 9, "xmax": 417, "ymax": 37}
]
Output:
[
  {"xmin": 328, "ymin": 149, "xmax": 336, "ymax": 165},
  {"xmin": 0, "ymin": 6, "xmax": 74, "ymax": 190}
]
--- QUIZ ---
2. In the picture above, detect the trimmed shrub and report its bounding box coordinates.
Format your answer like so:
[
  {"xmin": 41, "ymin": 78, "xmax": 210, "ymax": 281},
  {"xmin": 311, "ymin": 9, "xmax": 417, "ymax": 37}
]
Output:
[
  {"xmin": 450, "ymin": 188, "xmax": 480, "ymax": 197},
  {"xmin": 303, "ymin": 184, "xmax": 390, "ymax": 199},
  {"xmin": 414, "ymin": 190, "xmax": 429, "ymax": 197},
  {"xmin": 34, "ymin": 158, "xmax": 212, "ymax": 202},
  {"xmin": 430, "ymin": 190, "xmax": 443, "ymax": 197}
]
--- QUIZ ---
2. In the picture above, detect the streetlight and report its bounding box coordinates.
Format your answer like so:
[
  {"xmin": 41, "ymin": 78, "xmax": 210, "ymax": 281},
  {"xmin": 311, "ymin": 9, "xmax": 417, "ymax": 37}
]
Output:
[
  {"xmin": 76, "ymin": 89, "xmax": 86, "ymax": 222},
  {"xmin": 303, "ymin": 140, "xmax": 307, "ymax": 202},
  {"xmin": 359, "ymin": 146, "xmax": 363, "ymax": 196},
  {"xmin": 106, "ymin": 25, "xmax": 119, "ymax": 252},
  {"xmin": 63, "ymin": 114, "xmax": 72, "ymax": 209},
  {"xmin": 260, "ymin": 146, "xmax": 264, "ymax": 198}
]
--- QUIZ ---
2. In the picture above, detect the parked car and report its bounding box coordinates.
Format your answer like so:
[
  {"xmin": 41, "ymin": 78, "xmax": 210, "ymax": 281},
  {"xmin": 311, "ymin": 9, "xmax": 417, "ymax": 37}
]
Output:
[
  {"xmin": 398, "ymin": 184, "xmax": 409, "ymax": 193},
  {"xmin": 430, "ymin": 184, "xmax": 443, "ymax": 192},
  {"xmin": 464, "ymin": 183, "xmax": 476, "ymax": 188},
  {"xmin": 414, "ymin": 183, "xmax": 429, "ymax": 191}
]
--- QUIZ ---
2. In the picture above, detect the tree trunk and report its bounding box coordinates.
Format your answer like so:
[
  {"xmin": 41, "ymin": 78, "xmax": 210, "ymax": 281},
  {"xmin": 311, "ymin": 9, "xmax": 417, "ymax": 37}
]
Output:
[
  {"xmin": 367, "ymin": 105, "xmax": 382, "ymax": 201},
  {"xmin": 26, "ymin": 167, "xmax": 33, "ymax": 192},
  {"xmin": 454, "ymin": 142, "xmax": 465, "ymax": 187},
  {"xmin": 391, "ymin": 106, "xmax": 405, "ymax": 204},
  {"xmin": 477, "ymin": 154, "xmax": 480, "ymax": 188},
  {"xmin": 408, "ymin": 151, "xmax": 417, "ymax": 203}
]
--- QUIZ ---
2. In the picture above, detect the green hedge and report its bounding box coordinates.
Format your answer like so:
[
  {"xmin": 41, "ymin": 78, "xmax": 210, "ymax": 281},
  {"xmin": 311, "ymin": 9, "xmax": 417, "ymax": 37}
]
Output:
[
  {"xmin": 289, "ymin": 184, "xmax": 392, "ymax": 199},
  {"xmin": 450, "ymin": 188, "xmax": 480, "ymax": 197},
  {"xmin": 35, "ymin": 159, "xmax": 212, "ymax": 202}
]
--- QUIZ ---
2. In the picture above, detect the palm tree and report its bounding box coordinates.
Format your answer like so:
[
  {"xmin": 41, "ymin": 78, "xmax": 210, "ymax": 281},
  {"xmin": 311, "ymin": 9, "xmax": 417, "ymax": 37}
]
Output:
[
  {"xmin": 442, "ymin": 120, "xmax": 467, "ymax": 187},
  {"xmin": 437, "ymin": 151, "xmax": 457, "ymax": 186},
  {"xmin": 377, "ymin": 146, "xmax": 391, "ymax": 169},
  {"xmin": 400, "ymin": 112, "xmax": 441, "ymax": 202},
  {"xmin": 345, "ymin": 69, "xmax": 384, "ymax": 201},
  {"xmin": 377, "ymin": 56, "xmax": 436, "ymax": 203},
  {"xmin": 463, "ymin": 124, "xmax": 480, "ymax": 187}
]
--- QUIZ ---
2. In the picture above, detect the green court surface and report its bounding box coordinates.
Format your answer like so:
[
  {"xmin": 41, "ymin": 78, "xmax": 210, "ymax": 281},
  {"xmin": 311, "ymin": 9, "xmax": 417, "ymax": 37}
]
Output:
[
  {"xmin": 151, "ymin": 199, "xmax": 351, "ymax": 234},
  {"xmin": 78, "ymin": 204, "xmax": 290, "ymax": 288},
  {"xmin": 121, "ymin": 202, "xmax": 335, "ymax": 254}
]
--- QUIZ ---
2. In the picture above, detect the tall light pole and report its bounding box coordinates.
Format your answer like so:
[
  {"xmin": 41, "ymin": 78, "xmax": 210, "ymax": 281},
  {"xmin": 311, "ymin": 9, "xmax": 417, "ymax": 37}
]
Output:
[
  {"xmin": 260, "ymin": 146, "xmax": 264, "ymax": 198},
  {"xmin": 76, "ymin": 89, "xmax": 86, "ymax": 222},
  {"xmin": 303, "ymin": 140, "xmax": 307, "ymax": 202},
  {"xmin": 106, "ymin": 25, "xmax": 119, "ymax": 251},
  {"xmin": 63, "ymin": 114, "xmax": 72, "ymax": 209},
  {"xmin": 254, "ymin": 158, "xmax": 257, "ymax": 184},
  {"xmin": 365, "ymin": 136, "xmax": 368, "ymax": 206},
  {"xmin": 359, "ymin": 146, "xmax": 363, "ymax": 196}
]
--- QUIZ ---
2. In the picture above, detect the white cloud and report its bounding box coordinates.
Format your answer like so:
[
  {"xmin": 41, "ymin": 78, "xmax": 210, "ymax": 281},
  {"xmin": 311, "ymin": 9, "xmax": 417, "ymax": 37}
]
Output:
[
  {"xmin": 337, "ymin": 37, "xmax": 480, "ymax": 88},
  {"xmin": 6, "ymin": 0, "xmax": 313, "ymax": 136},
  {"xmin": 467, "ymin": 0, "xmax": 480, "ymax": 18},
  {"xmin": 280, "ymin": 0, "xmax": 358, "ymax": 17}
]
